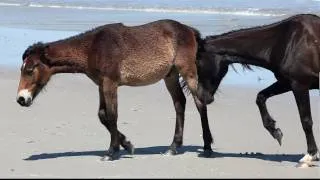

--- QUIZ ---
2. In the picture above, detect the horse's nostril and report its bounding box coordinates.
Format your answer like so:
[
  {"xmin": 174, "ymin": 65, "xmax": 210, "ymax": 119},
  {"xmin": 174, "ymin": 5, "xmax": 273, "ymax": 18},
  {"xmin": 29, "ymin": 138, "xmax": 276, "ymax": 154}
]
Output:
[
  {"xmin": 25, "ymin": 97, "xmax": 32, "ymax": 106},
  {"xmin": 17, "ymin": 96, "xmax": 26, "ymax": 106}
]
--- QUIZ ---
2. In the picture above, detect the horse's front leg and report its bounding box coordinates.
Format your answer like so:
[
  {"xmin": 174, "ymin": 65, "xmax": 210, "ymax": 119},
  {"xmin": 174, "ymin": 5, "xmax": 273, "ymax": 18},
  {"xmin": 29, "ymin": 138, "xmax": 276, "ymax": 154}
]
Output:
[
  {"xmin": 291, "ymin": 81, "xmax": 319, "ymax": 163},
  {"xmin": 256, "ymin": 81, "xmax": 291, "ymax": 145},
  {"xmin": 98, "ymin": 78, "xmax": 133, "ymax": 161},
  {"xmin": 193, "ymin": 97, "xmax": 213, "ymax": 157}
]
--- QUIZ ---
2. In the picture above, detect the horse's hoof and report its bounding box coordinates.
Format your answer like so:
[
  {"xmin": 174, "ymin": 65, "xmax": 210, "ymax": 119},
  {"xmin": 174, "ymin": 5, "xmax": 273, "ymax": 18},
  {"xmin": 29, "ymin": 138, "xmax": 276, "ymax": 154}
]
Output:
[
  {"xmin": 164, "ymin": 149, "xmax": 178, "ymax": 156},
  {"xmin": 100, "ymin": 155, "xmax": 119, "ymax": 161},
  {"xmin": 273, "ymin": 128, "xmax": 283, "ymax": 146},
  {"xmin": 101, "ymin": 152, "xmax": 120, "ymax": 161},
  {"xmin": 295, "ymin": 162, "xmax": 318, "ymax": 168},
  {"xmin": 124, "ymin": 142, "xmax": 135, "ymax": 155},
  {"xmin": 299, "ymin": 152, "xmax": 320, "ymax": 163},
  {"xmin": 100, "ymin": 156, "xmax": 110, "ymax": 161},
  {"xmin": 101, "ymin": 149, "xmax": 120, "ymax": 161},
  {"xmin": 202, "ymin": 149, "xmax": 213, "ymax": 158},
  {"xmin": 108, "ymin": 152, "xmax": 120, "ymax": 161}
]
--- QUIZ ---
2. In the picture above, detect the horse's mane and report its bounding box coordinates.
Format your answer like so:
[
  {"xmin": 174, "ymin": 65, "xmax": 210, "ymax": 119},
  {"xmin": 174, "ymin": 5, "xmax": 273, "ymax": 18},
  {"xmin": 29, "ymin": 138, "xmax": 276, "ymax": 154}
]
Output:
[
  {"xmin": 22, "ymin": 42, "xmax": 46, "ymax": 60},
  {"xmin": 206, "ymin": 13, "xmax": 320, "ymax": 41},
  {"xmin": 206, "ymin": 23, "xmax": 278, "ymax": 40},
  {"xmin": 198, "ymin": 15, "xmax": 320, "ymax": 76},
  {"xmin": 228, "ymin": 56, "xmax": 253, "ymax": 72},
  {"xmin": 51, "ymin": 23, "xmax": 124, "ymax": 45},
  {"xmin": 22, "ymin": 23, "xmax": 125, "ymax": 64}
]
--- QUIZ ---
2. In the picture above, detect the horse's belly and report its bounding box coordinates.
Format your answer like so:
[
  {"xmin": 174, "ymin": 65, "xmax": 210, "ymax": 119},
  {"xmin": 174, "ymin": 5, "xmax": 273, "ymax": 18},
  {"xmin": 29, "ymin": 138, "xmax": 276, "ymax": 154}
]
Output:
[
  {"xmin": 119, "ymin": 58, "xmax": 172, "ymax": 86},
  {"xmin": 118, "ymin": 36, "xmax": 175, "ymax": 86}
]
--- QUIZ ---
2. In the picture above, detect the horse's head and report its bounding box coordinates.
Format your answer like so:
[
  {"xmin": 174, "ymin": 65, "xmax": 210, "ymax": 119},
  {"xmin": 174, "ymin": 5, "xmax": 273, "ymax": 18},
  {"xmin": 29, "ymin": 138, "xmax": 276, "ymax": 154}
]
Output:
[
  {"xmin": 197, "ymin": 52, "xmax": 228, "ymax": 104},
  {"xmin": 16, "ymin": 42, "xmax": 51, "ymax": 107}
]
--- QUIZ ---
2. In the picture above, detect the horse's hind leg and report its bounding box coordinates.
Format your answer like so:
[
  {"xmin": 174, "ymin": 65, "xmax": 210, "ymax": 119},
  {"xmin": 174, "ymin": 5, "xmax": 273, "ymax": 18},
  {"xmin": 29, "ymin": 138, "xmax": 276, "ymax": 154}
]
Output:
[
  {"xmin": 98, "ymin": 78, "xmax": 133, "ymax": 161},
  {"xmin": 163, "ymin": 68, "xmax": 186, "ymax": 155},
  {"xmin": 256, "ymin": 81, "xmax": 291, "ymax": 145},
  {"xmin": 175, "ymin": 52, "xmax": 213, "ymax": 157},
  {"xmin": 291, "ymin": 81, "xmax": 319, "ymax": 163}
]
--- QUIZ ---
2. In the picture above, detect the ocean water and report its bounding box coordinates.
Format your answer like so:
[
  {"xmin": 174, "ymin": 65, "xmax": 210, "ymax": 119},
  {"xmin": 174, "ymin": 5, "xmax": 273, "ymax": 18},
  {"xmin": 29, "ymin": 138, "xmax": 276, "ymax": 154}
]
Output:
[
  {"xmin": 0, "ymin": 0, "xmax": 319, "ymax": 90},
  {"xmin": 1, "ymin": 0, "xmax": 320, "ymax": 16},
  {"xmin": 1, "ymin": 0, "xmax": 320, "ymax": 34}
]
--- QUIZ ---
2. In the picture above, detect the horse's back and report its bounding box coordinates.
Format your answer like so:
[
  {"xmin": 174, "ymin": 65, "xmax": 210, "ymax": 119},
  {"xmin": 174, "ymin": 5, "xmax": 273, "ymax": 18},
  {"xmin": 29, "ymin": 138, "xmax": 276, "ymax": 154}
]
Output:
[
  {"xmin": 123, "ymin": 19, "xmax": 197, "ymax": 47},
  {"xmin": 95, "ymin": 19, "xmax": 196, "ymax": 56}
]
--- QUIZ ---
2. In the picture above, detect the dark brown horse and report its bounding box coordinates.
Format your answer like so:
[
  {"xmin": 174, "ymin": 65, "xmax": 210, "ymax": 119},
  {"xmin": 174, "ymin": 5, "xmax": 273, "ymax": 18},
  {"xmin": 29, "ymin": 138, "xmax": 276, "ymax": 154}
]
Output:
[
  {"xmin": 195, "ymin": 14, "xmax": 319, "ymax": 163},
  {"xmin": 16, "ymin": 20, "xmax": 214, "ymax": 160}
]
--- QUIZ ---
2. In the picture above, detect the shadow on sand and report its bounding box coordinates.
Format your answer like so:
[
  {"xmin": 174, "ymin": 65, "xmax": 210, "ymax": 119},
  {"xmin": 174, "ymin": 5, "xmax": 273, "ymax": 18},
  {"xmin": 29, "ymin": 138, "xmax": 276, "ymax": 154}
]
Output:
[
  {"xmin": 24, "ymin": 145, "xmax": 305, "ymax": 163},
  {"xmin": 24, "ymin": 145, "xmax": 201, "ymax": 161},
  {"xmin": 208, "ymin": 151, "xmax": 304, "ymax": 163}
]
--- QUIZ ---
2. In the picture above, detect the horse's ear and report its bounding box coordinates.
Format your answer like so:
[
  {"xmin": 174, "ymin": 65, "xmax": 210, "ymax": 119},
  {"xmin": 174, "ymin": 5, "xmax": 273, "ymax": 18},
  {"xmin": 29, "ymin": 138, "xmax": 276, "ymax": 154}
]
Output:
[{"xmin": 43, "ymin": 45, "xmax": 49, "ymax": 57}]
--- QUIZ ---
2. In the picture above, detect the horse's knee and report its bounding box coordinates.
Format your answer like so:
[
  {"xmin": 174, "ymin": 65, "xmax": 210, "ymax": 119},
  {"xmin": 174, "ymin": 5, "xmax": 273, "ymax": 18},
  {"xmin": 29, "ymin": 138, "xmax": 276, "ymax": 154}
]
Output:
[
  {"xmin": 98, "ymin": 108, "xmax": 117, "ymax": 127},
  {"xmin": 98, "ymin": 109, "xmax": 111, "ymax": 121},
  {"xmin": 98, "ymin": 109, "xmax": 109, "ymax": 127},
  {"xmin": 256, "ymin": 93, "xmax": 266, "ymax": 105}
]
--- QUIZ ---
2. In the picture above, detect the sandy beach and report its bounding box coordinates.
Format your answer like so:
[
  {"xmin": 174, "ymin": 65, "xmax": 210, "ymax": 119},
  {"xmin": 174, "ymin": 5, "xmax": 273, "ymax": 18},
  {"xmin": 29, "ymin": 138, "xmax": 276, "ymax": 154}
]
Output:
[
  {"xmin": 0, "ymin": 0, "xmax": 319, "ymax": 178},
  {"xmin": 0, "ymin": 66, "xmax": 319, "ymax": 178}
]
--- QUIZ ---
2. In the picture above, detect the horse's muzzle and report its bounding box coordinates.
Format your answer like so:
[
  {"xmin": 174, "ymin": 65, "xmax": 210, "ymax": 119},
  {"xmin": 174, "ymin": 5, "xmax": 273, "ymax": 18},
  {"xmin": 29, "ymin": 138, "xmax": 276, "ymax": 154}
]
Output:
[
  {"xmin": 197, "ymin": 85, "xmax": 215, "ymax": 104},
  {"xmin": 203, "ymin": 95, "xmax": 214, "ymax": 104},
  {"xmin": 17, "ymin": 96, "xmax": 32, "ymax": 107}
]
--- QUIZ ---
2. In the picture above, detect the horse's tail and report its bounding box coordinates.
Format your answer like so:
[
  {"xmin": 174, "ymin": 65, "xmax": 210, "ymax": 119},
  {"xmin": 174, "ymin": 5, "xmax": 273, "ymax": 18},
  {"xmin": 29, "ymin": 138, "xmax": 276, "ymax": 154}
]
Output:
[
  {"xmin": 190, "ymin": 27, "xmax": 205, "ymax": 59},
  {"xmin": 180, "ymin": 26, "xmax": 205, "ymax": 95}
]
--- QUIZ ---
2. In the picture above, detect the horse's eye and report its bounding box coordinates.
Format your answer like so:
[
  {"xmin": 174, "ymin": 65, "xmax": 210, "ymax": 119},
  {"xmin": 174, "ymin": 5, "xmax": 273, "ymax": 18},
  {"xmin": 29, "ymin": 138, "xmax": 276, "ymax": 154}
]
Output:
[
  {"xmin": 25, "ymin": 67, "xmax": 34, "ymax": 75},
  {"xmin": 24, "ymin": 63, "xmax": 39, "ymax": 75}
]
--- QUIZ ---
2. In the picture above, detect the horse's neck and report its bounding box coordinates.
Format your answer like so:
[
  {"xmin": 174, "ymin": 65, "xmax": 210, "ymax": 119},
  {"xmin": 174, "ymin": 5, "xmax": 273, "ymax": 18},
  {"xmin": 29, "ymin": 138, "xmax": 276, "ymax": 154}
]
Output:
[
  {"xmin": 207, "ymin": 30, "xmax": 276, "ymax": 69},
  {"xmin": 48, "ymin": 40, "xmax": 89, "ymax": 74}
]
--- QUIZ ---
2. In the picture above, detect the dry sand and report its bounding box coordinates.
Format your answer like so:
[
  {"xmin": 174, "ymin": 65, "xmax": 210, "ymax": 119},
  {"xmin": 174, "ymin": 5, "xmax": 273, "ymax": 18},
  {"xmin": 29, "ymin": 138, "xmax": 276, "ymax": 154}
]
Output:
[{"xmin": 0, "ymin": 67, "xmax": 319, "ymax": 178}]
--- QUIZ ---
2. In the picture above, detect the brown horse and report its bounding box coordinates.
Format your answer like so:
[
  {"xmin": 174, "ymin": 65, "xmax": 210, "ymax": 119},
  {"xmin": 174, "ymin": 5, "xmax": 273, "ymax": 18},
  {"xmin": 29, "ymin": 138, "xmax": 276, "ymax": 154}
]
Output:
[
  {"xmin": 16, "ymin": 20, "xmax": 214, "ymax": 160},
  {"xmin": 194, "ymin": 14, "xmax": 319, "ymax": 164}
]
